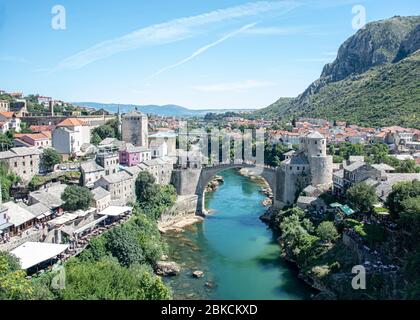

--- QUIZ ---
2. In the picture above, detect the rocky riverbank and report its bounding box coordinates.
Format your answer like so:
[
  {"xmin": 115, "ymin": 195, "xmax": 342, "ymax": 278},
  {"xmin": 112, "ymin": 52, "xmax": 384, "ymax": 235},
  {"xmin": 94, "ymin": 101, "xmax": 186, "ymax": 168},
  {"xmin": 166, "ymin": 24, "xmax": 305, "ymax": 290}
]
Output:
[
  {"xmin": 158, "ymin": 195, "xmax": 204, "ymax": 233},
  {"xmin": 238, "ymin": 168, "xmax": 273, "ymax": 207},
  {"xmin": 205, "ymin": 175, "xmax": 224, "ymax": 193},
  {"xmin": 260, "ymin": 207, "xmax": 404, "ymax": 300}
]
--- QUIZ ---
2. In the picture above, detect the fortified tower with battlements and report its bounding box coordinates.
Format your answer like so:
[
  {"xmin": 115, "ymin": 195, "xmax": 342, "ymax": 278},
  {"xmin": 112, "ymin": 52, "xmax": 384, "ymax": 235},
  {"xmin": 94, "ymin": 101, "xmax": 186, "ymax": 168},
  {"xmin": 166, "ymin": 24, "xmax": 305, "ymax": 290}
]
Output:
[{"xmin": 277, "ymin": 131, "xmax": 333, "ymax": 207}]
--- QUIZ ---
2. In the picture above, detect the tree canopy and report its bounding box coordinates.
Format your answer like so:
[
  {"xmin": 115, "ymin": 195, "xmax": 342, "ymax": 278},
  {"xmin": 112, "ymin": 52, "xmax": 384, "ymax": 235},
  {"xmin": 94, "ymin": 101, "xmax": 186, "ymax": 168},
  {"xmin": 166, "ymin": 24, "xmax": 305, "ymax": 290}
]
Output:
[
  {"xmin": 61, "ymin": 185, "xmax": 93, "ymax": 211},
  {"xmin": 346, "ymin": 182, "xmax": 377, "ymax": 213},
  {"xmin": 41, "ymin": 148, "xmax": 62, "ymax": 172},
  {"xmin": 60, "ymin": 257, "xmax": 171, "ymax": 300}
]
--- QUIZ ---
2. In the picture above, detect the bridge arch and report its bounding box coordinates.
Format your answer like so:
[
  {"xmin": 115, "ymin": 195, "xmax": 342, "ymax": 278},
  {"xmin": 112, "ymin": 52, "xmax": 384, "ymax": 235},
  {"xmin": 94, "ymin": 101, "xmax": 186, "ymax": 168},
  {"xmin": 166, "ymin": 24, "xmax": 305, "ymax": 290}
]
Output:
[{"xmin": 196, "ymin": 164, "xmax": 278, "ymax": 215}]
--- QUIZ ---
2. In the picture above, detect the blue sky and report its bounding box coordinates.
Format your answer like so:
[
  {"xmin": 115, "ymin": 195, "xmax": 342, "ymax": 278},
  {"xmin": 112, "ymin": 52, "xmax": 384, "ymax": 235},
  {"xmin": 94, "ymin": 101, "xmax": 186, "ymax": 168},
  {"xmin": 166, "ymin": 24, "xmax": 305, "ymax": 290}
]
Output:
[{"xmin": 0, "ymin": 0, "xmax": 418, "ymax": 109}]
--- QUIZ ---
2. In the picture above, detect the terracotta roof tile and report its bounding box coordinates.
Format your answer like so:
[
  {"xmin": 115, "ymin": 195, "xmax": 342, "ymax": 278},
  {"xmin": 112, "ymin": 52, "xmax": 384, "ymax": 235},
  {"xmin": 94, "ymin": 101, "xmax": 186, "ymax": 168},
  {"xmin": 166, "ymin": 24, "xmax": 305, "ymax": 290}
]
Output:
[{"xmin": 57, "ymin": 118, "xmax": 87, "ymax": 127}]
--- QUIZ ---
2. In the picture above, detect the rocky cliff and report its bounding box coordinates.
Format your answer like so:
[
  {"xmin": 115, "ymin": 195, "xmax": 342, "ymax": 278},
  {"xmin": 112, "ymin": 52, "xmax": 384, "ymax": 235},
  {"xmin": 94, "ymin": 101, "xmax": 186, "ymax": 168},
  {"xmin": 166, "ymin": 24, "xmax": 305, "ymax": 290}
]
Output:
[{"xmin": 256, "ymin": 16, "xmax": 420, "ymax": 128}]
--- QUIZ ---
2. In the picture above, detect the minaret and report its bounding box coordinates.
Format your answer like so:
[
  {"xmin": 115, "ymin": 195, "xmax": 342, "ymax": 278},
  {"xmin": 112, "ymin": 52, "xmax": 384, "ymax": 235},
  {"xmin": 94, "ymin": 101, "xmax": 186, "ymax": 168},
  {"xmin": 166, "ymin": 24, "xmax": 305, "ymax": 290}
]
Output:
[{"xmin": 117, "ymin": 105, "xmax": 122, "ymax": 138}]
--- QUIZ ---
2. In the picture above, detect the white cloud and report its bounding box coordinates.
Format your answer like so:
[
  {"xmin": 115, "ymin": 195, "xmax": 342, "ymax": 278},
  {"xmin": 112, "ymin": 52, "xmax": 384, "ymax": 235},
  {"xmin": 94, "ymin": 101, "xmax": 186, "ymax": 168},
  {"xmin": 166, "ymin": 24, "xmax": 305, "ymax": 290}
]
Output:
[
  {"xmin": 192, "ymin": 79, "xmax": 275, "ymax": 93},
  {"xmin": 150, "ymin": 22, "xmax": 257, "ymax": 78},
  {"xmin": 55, "ymin": 1, "xmax": 300, "ymax": 70},
  {"xmin": 243, "ymin": 26, "xmax": 309, "ymax": 35},
  {"xmin": 0, "ymin": 55, "xmax": 29, "ymax": 64}
]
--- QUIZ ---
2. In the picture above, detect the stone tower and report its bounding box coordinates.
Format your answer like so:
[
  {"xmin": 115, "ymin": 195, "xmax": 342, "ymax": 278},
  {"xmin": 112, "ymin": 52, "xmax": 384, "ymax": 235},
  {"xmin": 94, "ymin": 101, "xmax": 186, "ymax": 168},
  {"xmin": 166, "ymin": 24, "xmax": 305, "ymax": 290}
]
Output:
[
  {"xmin": 121, "ymin": 108, "xmax": 148, "ymax": 147},
  {"xmin": 302, "ymin": 131, "xmax": 333, "ymax": 188}
]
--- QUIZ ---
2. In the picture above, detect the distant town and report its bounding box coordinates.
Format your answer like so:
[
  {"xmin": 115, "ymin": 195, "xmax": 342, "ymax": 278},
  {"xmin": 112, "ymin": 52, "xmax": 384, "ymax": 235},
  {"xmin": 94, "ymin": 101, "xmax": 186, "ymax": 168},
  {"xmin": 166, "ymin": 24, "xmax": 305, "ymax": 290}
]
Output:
[{"xmin": 0, "ymin": 88, "xmax": 419, "ymax": 300}]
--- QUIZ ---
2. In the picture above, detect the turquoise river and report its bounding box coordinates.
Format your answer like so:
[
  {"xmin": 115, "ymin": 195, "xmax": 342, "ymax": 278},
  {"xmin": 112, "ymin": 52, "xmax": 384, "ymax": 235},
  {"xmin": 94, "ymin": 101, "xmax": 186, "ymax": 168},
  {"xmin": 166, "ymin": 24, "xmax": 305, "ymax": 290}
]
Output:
[{"xmin": 164, "ymin": 169, "xmax": 314, "ymax": 300}]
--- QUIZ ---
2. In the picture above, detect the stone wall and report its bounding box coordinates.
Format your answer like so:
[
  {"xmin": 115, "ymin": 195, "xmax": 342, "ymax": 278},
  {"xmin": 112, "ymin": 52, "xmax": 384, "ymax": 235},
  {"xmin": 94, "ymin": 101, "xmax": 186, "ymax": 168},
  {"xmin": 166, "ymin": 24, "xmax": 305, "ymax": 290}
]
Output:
[
  {"xmin": 160, "ymin": 195, "xmax": 198, "ymax": 221},
  {"xmin": 0, "ymin": 228, "xmax": 45, "ymax": 252}
]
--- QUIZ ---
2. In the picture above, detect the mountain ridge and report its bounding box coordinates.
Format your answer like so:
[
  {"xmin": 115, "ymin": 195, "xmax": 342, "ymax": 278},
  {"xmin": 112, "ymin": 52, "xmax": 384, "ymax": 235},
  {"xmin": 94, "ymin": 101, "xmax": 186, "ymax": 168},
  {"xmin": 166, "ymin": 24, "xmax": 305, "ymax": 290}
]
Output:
[
  {"xmin": 73, "ymin": 102, "xmax": 254, "ymax": 117},
  {"xmin": 255, "ymin": 15, "xmax": 420, "ymax": 129}
]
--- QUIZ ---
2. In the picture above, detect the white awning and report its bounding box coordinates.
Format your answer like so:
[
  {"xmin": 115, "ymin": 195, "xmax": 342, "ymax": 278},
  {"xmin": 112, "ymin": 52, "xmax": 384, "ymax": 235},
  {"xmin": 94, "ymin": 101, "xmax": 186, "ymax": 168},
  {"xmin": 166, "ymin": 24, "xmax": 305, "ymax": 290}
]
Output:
[
  {"xmin": 73, "ymin": 216, "xmax": 107, "ymax": 235},
  {"xmin": 11, "ymin": 242, "xmax": 69, "ymax": 270},
  {"xmin": 98, "ymin": 206, "xmax": 133, "ymax": 217}
]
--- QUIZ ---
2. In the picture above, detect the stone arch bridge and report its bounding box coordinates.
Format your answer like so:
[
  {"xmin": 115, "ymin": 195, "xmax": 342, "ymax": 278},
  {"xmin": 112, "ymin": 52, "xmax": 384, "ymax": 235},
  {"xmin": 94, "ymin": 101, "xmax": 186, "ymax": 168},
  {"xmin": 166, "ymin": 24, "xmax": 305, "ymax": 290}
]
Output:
[{"xmin": 172, "ymin": 163, "xmax": 283, "ymax": 215}]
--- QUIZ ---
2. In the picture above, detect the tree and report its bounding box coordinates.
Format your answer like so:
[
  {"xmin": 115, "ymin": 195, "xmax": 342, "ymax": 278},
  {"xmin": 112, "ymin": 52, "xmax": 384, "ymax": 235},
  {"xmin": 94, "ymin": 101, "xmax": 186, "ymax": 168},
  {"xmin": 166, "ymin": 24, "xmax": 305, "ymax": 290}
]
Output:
[
  {"xmin": 0, "ymin": 252, "xmax": 35, "ymax": 300},
  {"xmin": 398, "ymin": 197, "xmax": 420, "ymax": 241},
  {"xmin": 346, "ymin": 182, "xmax": 377, "ymax": 213},
  {"xmin": 91, "ymin": 119, "xmax": 121, "ymax": 144},
  {"xmin": 403, "ymin": 250, "xmax": 420, "ymax": 299},
  {"xmin": 135, "ymin": 171, "xmax": 157, "ymax": 203},
  {"xmin": 41, "ymin": 148, "xmax": 62, "ymax": 172},
  {"xmin": 0, "ymin": 163, "xmax": 20, "ymax": 202},
  {"xmin": 92, "ymin": 125, "xmax": 115, "ymax": 140},
  {"xmin": 60, "ymin": 257, "xmax": 171, "ymax": 300},
  {"xmin": 61, "ymin": 185, "xmax": 93, "ymax": 211},
  {"xmin": 396, "ymin": 160, "xmax": 420, "ymax": 174},
  {"xmin": 316, "ymin": 221, "xmax": 339, "ymax": 242},
  {"xmin": 0, "ymin": 133, "xmax": 13, "ymax": 151},
  {"xmin": 90, "ymin": 132, "xmax": 102, "ymax": 146},
  {"xmin": 104, "ymin": 225, "xmax": 145, "ymax": 267},
  {"xmin": 279, "ymin": 211, "xmax": 319, "ymax": 265},
  {"xmin": 386, "ymin": 180, "xmax": 420, "ymax": 218}
]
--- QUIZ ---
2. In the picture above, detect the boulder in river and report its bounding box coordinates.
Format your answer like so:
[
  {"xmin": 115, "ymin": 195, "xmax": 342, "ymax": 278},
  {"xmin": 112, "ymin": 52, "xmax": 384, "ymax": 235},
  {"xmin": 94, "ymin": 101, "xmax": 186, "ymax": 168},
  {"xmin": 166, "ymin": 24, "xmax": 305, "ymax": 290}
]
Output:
[
  {"xmin": 192, "ymin": 270, "xmax": 204, "ymax": 278},
  {"xmin": 155, "ymin": 261, "xmax": 181, "ymax": 276}
]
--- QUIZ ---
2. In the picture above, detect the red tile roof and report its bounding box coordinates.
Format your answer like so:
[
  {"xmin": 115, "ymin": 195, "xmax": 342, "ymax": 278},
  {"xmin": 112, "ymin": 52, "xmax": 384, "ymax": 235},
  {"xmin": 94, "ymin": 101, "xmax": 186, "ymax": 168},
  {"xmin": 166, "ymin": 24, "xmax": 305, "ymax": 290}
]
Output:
[
  {"xmin": 0, "ymin": 111, "xmax": 15, "ymax": 118},
  {"xmin": 57, "ymin": 118, "xmax": 87, "ymax": 127}
]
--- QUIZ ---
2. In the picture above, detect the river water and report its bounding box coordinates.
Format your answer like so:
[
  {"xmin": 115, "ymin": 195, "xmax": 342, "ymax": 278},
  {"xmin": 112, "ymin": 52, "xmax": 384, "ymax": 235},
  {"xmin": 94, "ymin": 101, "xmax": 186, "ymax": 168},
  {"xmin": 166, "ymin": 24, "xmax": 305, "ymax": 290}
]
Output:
[{"xmin": 164, "ymin": 169, "xmax": 312, "ymax": 300}]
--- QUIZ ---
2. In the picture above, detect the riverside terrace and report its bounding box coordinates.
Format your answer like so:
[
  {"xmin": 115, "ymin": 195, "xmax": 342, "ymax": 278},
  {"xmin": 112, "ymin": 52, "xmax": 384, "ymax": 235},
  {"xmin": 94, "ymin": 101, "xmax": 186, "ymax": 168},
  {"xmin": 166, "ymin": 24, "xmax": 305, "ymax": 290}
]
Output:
[{"xmin": 2, "ymin": 206, "xmax": 132, "ymax": 274}]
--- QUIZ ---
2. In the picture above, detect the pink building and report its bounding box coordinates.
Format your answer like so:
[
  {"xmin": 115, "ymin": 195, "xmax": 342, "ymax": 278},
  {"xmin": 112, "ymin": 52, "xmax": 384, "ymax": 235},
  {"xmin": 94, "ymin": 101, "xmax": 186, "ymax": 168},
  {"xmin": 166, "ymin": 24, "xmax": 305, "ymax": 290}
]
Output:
[{"xmin": 119, "ymin": 143, "xmax": 151, "ymax": 167}]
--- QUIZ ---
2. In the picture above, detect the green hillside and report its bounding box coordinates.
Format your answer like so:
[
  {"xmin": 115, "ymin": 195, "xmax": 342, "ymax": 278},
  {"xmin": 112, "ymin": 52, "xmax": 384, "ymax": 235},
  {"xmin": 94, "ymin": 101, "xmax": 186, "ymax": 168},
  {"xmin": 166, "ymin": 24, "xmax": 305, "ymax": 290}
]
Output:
[{"xmin": 255, "ymin": 16, "xmax": 420, "ymax": 129}]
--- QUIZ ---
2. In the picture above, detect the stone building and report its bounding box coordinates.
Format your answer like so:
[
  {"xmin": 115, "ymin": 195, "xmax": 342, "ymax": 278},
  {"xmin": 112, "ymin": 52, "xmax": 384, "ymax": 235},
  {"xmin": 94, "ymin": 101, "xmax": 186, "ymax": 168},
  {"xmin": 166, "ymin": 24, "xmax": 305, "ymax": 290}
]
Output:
[
  {"xmin": 122, "ymin": 109, "xmax": 148, "ymax": 148},
  {"xmin": 0, "ymin": 100, "xmax": 9, "ymax": 112},
  {"xmin": 94, "ymin": 171, "xmax": 135, "ymax": 205},
  {"xmin": 138, "ymin": 157, "xmax": 174, "ymax": 185},
  {"xmin": 96, "ymin": 152, "xmax": 119, "ymax": 176},
  {"xmin": 0, "ymin": 147, "xmax": 42, "ymax": 182},
  {"xmin": 91, "ymin": 186, "xmax": 111, "ymax": 212},
  {"xmin": 80, "ymin": 160, "xmax": 105, "ymax": 188},
  {"xmin": 278, "ymin": 131, "xmax": 333, "ymax": 207},
  {"xmin": 9, "ymin": 100, "xmax": 28, "ymax": 117}
]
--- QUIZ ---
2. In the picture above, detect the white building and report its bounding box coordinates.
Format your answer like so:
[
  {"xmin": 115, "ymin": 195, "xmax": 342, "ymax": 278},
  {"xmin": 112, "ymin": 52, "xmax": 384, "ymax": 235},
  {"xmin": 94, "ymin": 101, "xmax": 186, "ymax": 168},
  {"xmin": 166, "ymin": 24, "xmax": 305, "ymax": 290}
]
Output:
[
  {"xmin": 0, "ymin": 112, "xmax": 21, "ymax": 132},
  {"xmin": 150, "ymin": 139, "xmax": 168, "ymax": 158},
  {"xmin": 148, "ymin": 131, "xmax": 177, "ymax": 156},
  {"xmin": 52, "ymin": 118, "xmax": 91, "ymax": 157},
  {"xmin": 37, "ymin": 96, "xmax": 53, "ymax": 107}
]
